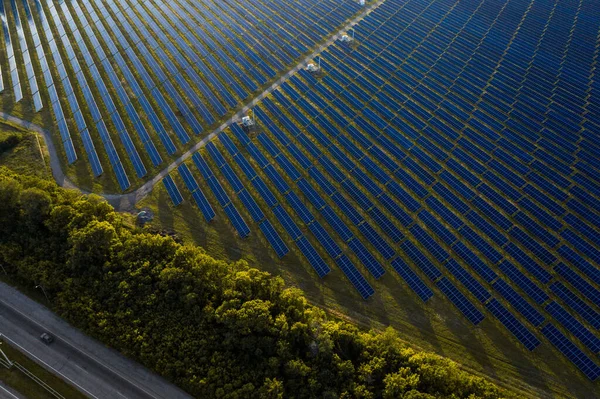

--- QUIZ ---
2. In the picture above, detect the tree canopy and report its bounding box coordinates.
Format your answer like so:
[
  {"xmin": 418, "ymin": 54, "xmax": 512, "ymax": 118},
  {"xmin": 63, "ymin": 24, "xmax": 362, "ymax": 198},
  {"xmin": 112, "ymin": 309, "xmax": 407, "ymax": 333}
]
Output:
[{"xmin": 0, "ymin": 167, "xmax": 514, "ymax": 398}]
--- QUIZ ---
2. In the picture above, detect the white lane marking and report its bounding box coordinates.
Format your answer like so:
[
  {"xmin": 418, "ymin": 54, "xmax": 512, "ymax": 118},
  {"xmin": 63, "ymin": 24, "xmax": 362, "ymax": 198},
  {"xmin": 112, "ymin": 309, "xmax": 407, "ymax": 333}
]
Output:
[
  {"xmin": 0, "ymin": 384, "xmax": 19, "ymax": 399},
  {"xmin": 0, "ymin": 299, "xmax": 163, "ymax": 399},
  {"xmin": 0, "ymin": 333, "xmax": 98, "ymax": 399}
]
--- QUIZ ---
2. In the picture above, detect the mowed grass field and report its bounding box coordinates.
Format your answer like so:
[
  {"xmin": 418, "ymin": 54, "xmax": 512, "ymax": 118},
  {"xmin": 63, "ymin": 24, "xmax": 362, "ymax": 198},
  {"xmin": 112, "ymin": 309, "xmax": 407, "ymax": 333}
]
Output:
[{"xmin": 138, "ymin": 184, "xmax": 596, "ymax": 399}]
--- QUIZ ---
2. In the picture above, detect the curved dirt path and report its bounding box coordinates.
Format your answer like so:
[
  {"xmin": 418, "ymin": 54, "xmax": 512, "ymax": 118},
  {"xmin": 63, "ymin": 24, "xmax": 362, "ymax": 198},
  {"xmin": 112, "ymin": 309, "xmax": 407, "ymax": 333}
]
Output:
[{"xmin": 1, "ymin": 0, "xmax": 385, "ymax": 211}]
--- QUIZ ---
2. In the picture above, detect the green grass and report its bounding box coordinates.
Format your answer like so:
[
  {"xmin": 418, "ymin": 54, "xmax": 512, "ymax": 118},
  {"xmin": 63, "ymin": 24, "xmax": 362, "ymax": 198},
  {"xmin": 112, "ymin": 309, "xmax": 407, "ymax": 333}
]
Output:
[
  {"xmin": 0, "ymin": 124, "xmax": 50, "ymax": 179},
  {"xmin": 0, "ymin": 339, "xmax": 87, "ymax": 399},
  {"xmin": 138, "ymin": 182, "xmax": 597, "ymax": 399}
]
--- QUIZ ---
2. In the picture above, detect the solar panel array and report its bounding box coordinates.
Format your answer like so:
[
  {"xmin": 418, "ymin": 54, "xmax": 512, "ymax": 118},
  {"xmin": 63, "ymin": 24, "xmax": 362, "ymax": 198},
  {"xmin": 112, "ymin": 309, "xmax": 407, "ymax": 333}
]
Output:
[
  {"xmin": 159, "ymin": 0, "xmax": 600, "ymax": 380},
  {"xmin": 0, "ymin": 0, "xmax": 361, "ymax": 190},
  {"xmin": 3, "ymin": 0, "xmax": 599, "ymax": 382}
]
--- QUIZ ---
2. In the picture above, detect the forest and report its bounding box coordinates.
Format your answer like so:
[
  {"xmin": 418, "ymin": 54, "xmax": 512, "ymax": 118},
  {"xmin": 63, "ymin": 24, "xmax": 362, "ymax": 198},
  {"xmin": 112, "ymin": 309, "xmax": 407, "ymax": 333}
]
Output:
[{"xmin": 0, "ymin": 167, "xmax": 515, "ymax": 398}]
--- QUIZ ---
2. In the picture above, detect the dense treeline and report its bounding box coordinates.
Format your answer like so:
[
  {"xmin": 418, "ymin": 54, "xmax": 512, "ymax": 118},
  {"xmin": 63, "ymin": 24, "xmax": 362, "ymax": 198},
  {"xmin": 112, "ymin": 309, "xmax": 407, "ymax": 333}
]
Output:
[
  {"xmin": 0, "ymin": 135, "xmax": 20, "ymax": 154},
  {"xmin": 0, "ymin": 167, "xmax": 514, "ymax": 398}
]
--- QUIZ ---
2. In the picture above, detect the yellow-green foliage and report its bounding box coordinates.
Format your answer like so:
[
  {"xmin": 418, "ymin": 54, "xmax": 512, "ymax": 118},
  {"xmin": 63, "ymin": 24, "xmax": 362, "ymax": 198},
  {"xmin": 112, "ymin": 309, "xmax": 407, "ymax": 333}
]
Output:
[{"xmin": 0, "ymin": 168, "xmax": 514, "ymax": 399}]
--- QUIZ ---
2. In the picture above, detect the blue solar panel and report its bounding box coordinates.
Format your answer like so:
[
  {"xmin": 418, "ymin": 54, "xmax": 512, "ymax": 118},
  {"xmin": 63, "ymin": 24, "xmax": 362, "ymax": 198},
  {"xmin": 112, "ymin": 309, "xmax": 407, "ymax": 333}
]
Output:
[
  {"xmin": 259, "ymin": 220, "xmax": 289, "ymax": 258},
  {"xmin": 162, "ymin": 175, "xmax": 183, "ymax": 206},
  {"xmin": 219, "ymin": 132, "xmax": 240, "ymax": 156},
  {"xmin": 400, "ymin": 240, "xmax": 442, "ymax": 281},
  {"xmin": 296, "ymin": 236, "xmax": 331, "ymax": 278},
  {"xmin": 486, "ymin": 299, "xmax": 540, "ymax": 351},
  {"xmin": 558, "ymin": 246, "xmax": 600, "ymax": 286},
  {"xmin": 347, "ymin": 237, "xmax": 385, "ymax": 279},
  {"xmin": 224, "ymin": 203, "xmax": 250, "ymax": 238},
  {"xmin": 206, "ymin": 142, "xmax": 227, "ymax": 168},
  {"xmin": 309, "ymin": 221, "xmax": 342, "ymax": 258},
  {"xmin": 555, "ymin": 263, "xmax": 600, "ymax": 305},
  {"xmin": 264, "ymin": 164, "xmax": 291, "ymax": 194},
  {"xmin": 336, "ymin": 255, "xmax": 375, "ymax": 300},
  {"xmin": 410, "ymin": 224, "xmax": 449, "ymax": 263},
  {"xmin": 492, "ymin": 278, "xmax": 545, "ymax": 327},
  {"xmin": 444, "ymin": 259, "xmax": 491, "ymax": 303},
  {"xmin": 272, "ymin": 204, "xmax": 302, "ymax": 241},
  {"xmin": 286, "ymin": 191, "xmax": 314, "ymax": 224},
  {"xmin": 546, "ymin": 302, "xmax": 600, "ymax": 353},
  {"xmin": 550, "ymin": 282, "xmax": 600, "ymax": 330},
  {"xmin": 541, "ymin": 324, "xmax": 600, "ymax": 381},
  {"xmin": 436, "ymin": 277, "xmax": 484, "ymax": 325},
  {"xmin": 391, "ymin": 258, "xmax": 433, "ymax": 302},
  {"xmin": 192, "ymin": 152, "xmax": 213, "ymax": 179},
  {"xmin": 220, "ymin": 163, "xmax": 244, "ymax": 194},
  {"xmin": 239, "ymin": 189, "xmax": 265, "ymax": 223},
  {"xmin": 497, "ymin": 261, "xmax": 549, "ymax": 305},
  {"xmin": 252, "ymin": 177, "xmax": 278, "ymax": 208}
]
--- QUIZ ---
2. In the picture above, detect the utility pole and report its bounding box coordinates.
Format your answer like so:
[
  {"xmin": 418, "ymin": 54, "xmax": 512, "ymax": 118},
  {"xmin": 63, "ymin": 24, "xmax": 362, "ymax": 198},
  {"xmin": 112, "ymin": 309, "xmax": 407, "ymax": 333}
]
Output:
[{"xmin": 36, "ymin": 285, "xmax": 49, "ymax": 302}]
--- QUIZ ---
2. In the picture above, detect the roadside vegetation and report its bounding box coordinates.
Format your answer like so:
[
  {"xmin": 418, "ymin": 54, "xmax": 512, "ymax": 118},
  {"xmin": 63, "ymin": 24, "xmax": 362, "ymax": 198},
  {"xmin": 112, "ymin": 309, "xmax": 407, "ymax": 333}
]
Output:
[{"xmin": 0, "ymin": 167, "xmax": 515, "ymax": 398}]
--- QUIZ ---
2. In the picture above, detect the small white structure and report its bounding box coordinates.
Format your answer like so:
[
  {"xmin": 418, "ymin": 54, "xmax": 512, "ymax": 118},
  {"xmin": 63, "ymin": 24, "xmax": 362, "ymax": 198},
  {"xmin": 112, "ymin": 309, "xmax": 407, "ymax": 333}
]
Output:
[
  {"xmin": 307, "ymin": 63, "xmax": 319, "ymax": 72},
  {"xmin": 306, "ymin": 57, "xmax": 321, "ymax": 74},
  {"xmin": 359, "ymin": 0, "xmax": 365, "ymax": 5},
  {"xmin": 241, "ymin": 115, "xmax": 254, "ymax": 127},
  {"xmin": 341, "ymin": 29, "xmax": 355, "ymax": 44}
]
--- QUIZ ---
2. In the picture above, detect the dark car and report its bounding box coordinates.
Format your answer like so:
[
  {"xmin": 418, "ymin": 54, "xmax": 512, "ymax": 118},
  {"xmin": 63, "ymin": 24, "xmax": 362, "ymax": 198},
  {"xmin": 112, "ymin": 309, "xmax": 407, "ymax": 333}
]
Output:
[{"xmin": 40, "ymin": 332, "xmax": 54, "ymax": 345}]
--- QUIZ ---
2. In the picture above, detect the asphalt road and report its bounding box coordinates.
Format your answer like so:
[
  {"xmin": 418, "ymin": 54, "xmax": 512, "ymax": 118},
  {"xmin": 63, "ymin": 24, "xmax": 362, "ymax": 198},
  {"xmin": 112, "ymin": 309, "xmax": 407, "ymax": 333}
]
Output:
[
  {"xmin": 0, "ymin": 381, "xmax": 23, "ymax": 399},
  {"xmin": 0, "ymin": 282, "xmax": 192, "ymax": 399}
]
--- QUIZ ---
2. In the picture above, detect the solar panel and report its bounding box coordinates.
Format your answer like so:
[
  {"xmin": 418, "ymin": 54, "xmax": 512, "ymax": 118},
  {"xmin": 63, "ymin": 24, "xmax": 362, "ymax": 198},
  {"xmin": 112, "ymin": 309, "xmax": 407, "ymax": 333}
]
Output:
[
  {"xmin": 309, "ymin": 221, "xmax": 343, "ymax": 258},
  {"xmin": 550, "ymin": 282, "xmax": 600, "ymax": 330},
  {"xmin": 391, "ymin": 258, "xmax": 433, "ymax": 302},
  {"xmin": 336, "ymin": 255, "xmax": 375, "ymax": 300},
  {"xmin": 492, "ymin": 278, "xmax": 545, "ymax": 327},
  {"xmin": 436, "ymin": 277, "xmax": 485, "ymax": 324},
  {"xmin": 555, "ymin": 263, "xmax": 600, "ymax": 305},
  {"xmin": 400, "ymin": 240, "xmax": 442, "ymax": 281},
  {"xmin": 162, "ymin": 175, "xmax": 183, "ymax": 206},
  {"xmin": 296, "ymin": 236, "xmax": 331, "ymax": 278},
  {"xmin": 486, "ymin": 299, "xmax": 540, "ymax": 351},
  {"xmin": 541, "ymin": 324, "xmax": 600, "ymax": 381},
  {"xmin": 444, "ymin": 259, "xmax": 491, "ymax": 303},
  {"xmin": 498, "ymin": 261, "xmax": 549, "ymax": 305},
  {"xmin": 259, "ymin": 220, "xmax": 289, "ymax": 258},
  {"xmin": 545, "ymin": 302, "xmax": 600, "ymax": 353},
  {"xmin": 239, "ymin": 189, "xmax": 265, "ymax": 223},
  {"xmin": 224, "ymin": 204, "xmax": 250, "ymax": 238}
]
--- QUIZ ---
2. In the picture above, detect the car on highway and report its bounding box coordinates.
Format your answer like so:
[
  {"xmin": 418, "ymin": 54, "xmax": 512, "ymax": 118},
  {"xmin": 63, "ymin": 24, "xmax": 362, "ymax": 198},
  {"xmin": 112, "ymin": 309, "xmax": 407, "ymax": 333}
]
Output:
[{"xmin": 40, "ymin": 332, "xmax": 54, "ymax": 345}]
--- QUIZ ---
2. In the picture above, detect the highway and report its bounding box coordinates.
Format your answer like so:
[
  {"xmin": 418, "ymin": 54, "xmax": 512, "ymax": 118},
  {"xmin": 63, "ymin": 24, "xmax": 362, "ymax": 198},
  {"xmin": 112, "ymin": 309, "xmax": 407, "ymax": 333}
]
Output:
[
  {"xmin": 0, "ymin": 381, "xmax": 23, "ymax": 399},
  {"xmin": 0, "ymin": 281, "xmax": 192, "ymax": 399}
]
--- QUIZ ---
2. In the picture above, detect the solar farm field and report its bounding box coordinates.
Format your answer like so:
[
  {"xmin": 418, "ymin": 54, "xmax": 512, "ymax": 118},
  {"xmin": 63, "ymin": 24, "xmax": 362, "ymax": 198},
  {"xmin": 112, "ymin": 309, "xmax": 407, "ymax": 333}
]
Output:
[
  {"xmin": 2, "ymin": 0, "xmax": 600, "ymax": 396},
  {"xmin": 0, "ymin": 0, "xmax": 362, "ymax": 191},
  {"xmin": 138, "ymin": 0, "xmax": 600, "ymax": 395}
]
